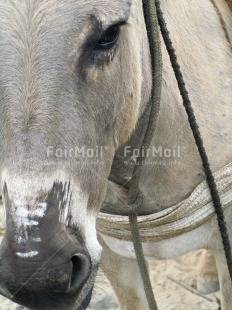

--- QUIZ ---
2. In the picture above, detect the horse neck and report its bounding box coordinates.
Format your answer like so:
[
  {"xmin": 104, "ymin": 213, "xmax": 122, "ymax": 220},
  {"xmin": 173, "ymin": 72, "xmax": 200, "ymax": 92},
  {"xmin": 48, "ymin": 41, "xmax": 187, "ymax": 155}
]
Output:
[{"xmin": 138, "ymin": 0, "xmax": 232, "ymax": 213}]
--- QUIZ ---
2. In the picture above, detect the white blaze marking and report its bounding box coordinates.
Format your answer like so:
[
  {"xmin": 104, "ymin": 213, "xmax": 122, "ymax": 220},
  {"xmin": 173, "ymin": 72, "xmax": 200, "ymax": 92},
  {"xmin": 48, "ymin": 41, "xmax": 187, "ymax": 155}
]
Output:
[
  {"xmin": 17, "ymin": 236, "xmax": 25, "ymax": 244},
  {"xmin": 21, "ymin": 219, "xmax": 39, "ymax": 226},
  {"xmin": 13, "ymin": 203, "xmax": 47, "ymax": 227},
  {"xmin": 17, "ymin": 236, "xmax": 41, "ymax": 243},
  {"xmin": 32, "ymin": 237, "xmax": 41, "ymax": 242},
  {"xmin": 16, "ymin": 251, "xmax": 39, "ymax": 258},
  {"xmin": 12, "ymin": 203, "xmax": 47, "ymax": 244},
  {"xmin": 35, "ymin": 203, "xmax": 47, "ymax": 217}
]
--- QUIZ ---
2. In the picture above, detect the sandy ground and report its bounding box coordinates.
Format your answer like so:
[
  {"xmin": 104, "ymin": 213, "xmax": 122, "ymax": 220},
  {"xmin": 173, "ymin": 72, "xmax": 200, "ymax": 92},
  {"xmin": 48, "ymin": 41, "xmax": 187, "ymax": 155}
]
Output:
[{"xmin": 0, "ymin": 201, "xmax": 220, "ymax": 310}]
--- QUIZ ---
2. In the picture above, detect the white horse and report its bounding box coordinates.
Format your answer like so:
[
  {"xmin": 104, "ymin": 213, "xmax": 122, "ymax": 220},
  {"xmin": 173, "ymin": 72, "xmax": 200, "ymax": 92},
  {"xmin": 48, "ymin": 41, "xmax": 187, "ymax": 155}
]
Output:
[{"xmin": 0, "ymin": 0, "xmax": 231, "ymax": 309}]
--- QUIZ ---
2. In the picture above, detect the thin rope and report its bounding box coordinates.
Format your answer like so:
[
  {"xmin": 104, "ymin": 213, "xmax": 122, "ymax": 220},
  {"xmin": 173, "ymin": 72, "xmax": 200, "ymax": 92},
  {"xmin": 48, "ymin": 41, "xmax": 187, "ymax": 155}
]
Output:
[
  {"xmin": 127, "ymin": 0, "xmax": 163, "ymax": 309},
  {"xmin": 129, "ymin": 213, "xmax": 158, "ymax": 310},
  {"xmin": 155, "ymin": 0, "xmax": 232, "ymax": 280},
  {"xmin": 128, "ymin": 0, "xmax": 162, "ymax": 310},
  {"xmin": 128, "ymin": 0, "xmax": 162, "ymax": 203}
]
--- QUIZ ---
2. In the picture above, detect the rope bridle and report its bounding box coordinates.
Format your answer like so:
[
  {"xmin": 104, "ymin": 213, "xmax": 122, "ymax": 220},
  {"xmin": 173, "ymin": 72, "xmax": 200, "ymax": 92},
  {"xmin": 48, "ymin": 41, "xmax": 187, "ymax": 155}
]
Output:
[{"xmin": 106, "ymin": 0, "xmax": 232, "ymax": 309}]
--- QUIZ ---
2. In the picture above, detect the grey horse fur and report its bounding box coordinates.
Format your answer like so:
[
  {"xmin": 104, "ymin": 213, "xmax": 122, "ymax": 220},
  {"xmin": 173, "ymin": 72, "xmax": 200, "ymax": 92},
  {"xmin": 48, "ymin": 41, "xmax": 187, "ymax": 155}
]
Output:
[{"xmin": 0, "ymin": 0, "xmax": 231, "ymax": 309}]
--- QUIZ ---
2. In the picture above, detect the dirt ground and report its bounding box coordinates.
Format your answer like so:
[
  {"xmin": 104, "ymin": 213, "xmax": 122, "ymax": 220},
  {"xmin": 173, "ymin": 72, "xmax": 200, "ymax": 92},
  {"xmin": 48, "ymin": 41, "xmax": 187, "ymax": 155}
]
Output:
[{"xmin": 0, "ymin": 202, "xmax": 220, "ymax": 310}]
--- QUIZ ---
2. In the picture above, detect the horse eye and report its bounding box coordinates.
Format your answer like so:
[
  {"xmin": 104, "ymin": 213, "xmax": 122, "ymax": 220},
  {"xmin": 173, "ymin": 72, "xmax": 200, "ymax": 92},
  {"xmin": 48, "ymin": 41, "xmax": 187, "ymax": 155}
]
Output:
[{"xmin": 97, "ymin": 25, "xmax": 120, "ymax": 50}]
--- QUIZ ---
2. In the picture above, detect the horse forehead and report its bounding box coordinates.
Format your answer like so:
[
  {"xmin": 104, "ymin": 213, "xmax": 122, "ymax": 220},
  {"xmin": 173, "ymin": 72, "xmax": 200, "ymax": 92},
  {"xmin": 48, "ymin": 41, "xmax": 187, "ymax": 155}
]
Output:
[{"xmin": 0, "ymin": 0, "xmax": 131, "ymax": 26}]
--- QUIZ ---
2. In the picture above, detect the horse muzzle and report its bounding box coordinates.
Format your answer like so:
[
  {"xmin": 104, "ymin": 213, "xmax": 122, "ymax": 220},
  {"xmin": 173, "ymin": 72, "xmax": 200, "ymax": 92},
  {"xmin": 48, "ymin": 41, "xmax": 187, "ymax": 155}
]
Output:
[
  {"xmin": 0, "ymin": 180, "xmax": 95, "ymax": 309},
  {"xmin": 0, "ymin": 225, "xmax": 92, "ymax": 309}
]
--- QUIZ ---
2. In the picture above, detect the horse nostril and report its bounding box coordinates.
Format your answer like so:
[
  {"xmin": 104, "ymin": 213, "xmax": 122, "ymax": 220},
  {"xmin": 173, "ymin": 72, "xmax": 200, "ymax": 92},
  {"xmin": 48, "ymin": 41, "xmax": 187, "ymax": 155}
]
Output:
[{"xmin": 70, "ymin": 253, "xmax": 91, "ymax": 292}]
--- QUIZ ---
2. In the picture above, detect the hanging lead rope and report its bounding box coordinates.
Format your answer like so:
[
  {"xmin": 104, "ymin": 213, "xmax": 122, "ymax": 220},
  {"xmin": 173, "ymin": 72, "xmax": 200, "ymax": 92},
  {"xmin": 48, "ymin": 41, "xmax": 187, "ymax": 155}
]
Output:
[
  {"xmin": 127, "ymin": 0, "xmax": 162, "ymax": 309},
  {"xmin": 128, "ymin": 0, "xmax": 162, "ymax": 202}
]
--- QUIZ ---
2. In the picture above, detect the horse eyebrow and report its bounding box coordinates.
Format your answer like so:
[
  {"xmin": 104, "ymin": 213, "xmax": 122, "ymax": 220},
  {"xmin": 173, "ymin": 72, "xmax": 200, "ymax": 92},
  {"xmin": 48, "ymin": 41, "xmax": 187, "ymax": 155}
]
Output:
[
  {"xmin": 89, "ymin": 15, "xmax": 128, "ymax": 39},
  {"xmin": 89, "ymin": 2, "xmax": 131, "ymax": 32}
]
